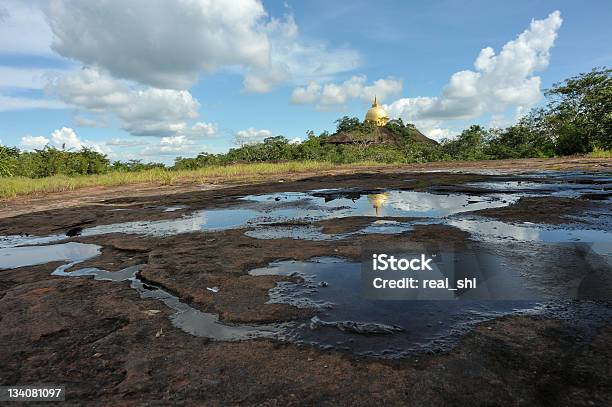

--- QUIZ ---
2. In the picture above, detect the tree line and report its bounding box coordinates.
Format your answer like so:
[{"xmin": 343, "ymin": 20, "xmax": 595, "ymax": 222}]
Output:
[{"xmin": 1, "ymin": 67, "xmax": 609, "ymax": 178}]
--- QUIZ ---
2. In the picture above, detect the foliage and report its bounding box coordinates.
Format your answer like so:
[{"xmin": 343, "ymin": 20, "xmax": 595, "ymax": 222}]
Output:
[
  {"xmin": 0, "ymin": 67, "xmax": 609, "ymax": 189},
  {"xmin": 544, "ymin": 67, "xmax": 611, "ymax": 150},
  {"xmin": 0, "ymin": 146, "xmax": 111, "ymax": 178}
]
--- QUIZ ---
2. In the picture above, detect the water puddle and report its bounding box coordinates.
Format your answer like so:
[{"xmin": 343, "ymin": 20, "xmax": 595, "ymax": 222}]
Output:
[
  {"xmin": 0, "ymin": 242, "xmax": 282, "ymax": 341},
  {"xmin": 447, "ymin": 217, "xmax": 612, "ymax": 257},
  {"xmin": 248, "ymin": 246, "xmax": 612, "ymax": 357},
  {"xmin": 51, "ymin": 261, "xmax": 282, "ymax": 341},
  {"xmin": 464, "ymin": 180, "xmax": 611, "ymax": 198},
  {"xmin": 0, "ymin": 242, "xmax": 100, "ymax": 269},
  {"xmin": 0, "ymin": 188, "xmax": 521, "ymax": 247},
  {"xmin": 242, "ymin": 190, "xmax": 519, "ymax": 218},
  {"xmin": 248, "ymin": 257, "xmax": 541, "ymax": 357}
]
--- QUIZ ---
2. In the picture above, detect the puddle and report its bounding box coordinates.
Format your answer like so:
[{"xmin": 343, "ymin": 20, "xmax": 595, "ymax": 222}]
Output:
[
  {"xmin": 248, "ymin": 257, "xmax": 542, "ymax": 357},
  {"xmin": 464, "ymin": 180, "xmax": 611, "ymax": 198},
  {"xmin": 0, "ymin": 242, "xmax": 282, "ymax": 341},
  {"xmin": 447, "ymin": 217, "xmax": 612, "ymax": 257},
  {"xmin": 51, "ymin": 261, "xmax": 281, "ymax": 341},
  {"xmin": 80, "ymin": 208, "xmax": 262, "ymax": 237},
  {"xmin": 249, "ymin": 247, "xmax": 612, "ymax": 357},
  {"xmin": 0, "ymin": 189, "xmax": 522, "ymax": 246},
  {"xmin": 0, "ymin": 242, "xmax": 100, "ymax": 269},
  {"xmin": 2, "ymin": 172, "xmax": 611, "ymax": 358},
  {"xmin": 242, "ymin": 190, "xmax": 519, "ymax": 218}
]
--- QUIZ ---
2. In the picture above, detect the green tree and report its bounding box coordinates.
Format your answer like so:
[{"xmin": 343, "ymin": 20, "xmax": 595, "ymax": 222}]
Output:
[
  {"xmin": 441, "ymin": 125, "xmax": 490, "ymax": 160},
  {"xmin": 544, "ymin": 67, "xmax": 611, "ymax": 151}
]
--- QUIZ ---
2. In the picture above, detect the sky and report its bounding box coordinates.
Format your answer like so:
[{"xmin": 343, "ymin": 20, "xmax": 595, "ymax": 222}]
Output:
[{"xmin": 0, "ymin": 0, "xmax": 611, "ymax": 163}]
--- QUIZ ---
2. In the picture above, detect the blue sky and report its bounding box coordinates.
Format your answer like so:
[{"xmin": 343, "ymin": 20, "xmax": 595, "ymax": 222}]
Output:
[{"xmin": 0, "ymin": 0, "xmax": 611, "ymax": 163}]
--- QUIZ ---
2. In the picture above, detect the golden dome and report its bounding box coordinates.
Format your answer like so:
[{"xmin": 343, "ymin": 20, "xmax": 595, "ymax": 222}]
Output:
[{"xmin": 364, "ymin": 96, "xmax": 389, "ymax": 126}]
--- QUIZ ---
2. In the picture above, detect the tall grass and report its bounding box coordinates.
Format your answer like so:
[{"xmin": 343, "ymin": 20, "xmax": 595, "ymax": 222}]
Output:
[
  {"xmin": 0, "ymin": 161, "xmax": 386, "ymax": 199},
  {"xmin": 587, "ymin": 148, "xmax": 612, "ymax": 159}
]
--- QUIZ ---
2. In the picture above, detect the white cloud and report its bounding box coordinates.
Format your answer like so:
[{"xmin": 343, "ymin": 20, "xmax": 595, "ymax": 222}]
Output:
[
  {"xmin": 142, "ymin": 134, "xmax": 207, "ymax": 156},
  {"xmin": 46, "ymin": 0, "xmax": 270, "ymax": 89},
  {"xmin": 291, "ymin": 75, "xmax": 402, "ymax": 109},
  {"xmin": 51, "ymin": 127, "xmax": 82, "ymax": 149},
  {"xmin": 189, "ymin": 122, "xmax": 218, "ymax": 138},
  {"xmin": 19, "ymin": 127, "xmax": 110, "ymax": 154},
  {"xmin": 44, "ymin": 1, "xmax": 359, "ymax": 92},
  {"xmin": 424, "ymin": 128, "xmax": 454, "ymax": 141},
  {"xmin": 46, "ymin": 67, "xmax": 202, "ymax": 137},
  {"xmin": 386, "ymin": 11, "xmax": 563, "ymax": 126},
  {"xmin": 20, "ymin": 135, "xmax": 50, "ymax": 150},
  {"xmin": 243, "ymin": 15, "xmax": 361, "ymax": 92},
  {"xmin": 233, "ymin": 128, "xmax": 274, "ymax": 146},
  {"xmin": 0, "ymin": 0, "xmax": 53, "ymax": 55},
  {"xmin": 0, "ymin": 96, "xmax": 67, "ymax": 111}
]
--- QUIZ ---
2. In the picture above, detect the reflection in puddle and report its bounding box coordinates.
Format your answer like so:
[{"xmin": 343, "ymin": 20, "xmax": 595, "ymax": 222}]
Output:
[
  {"xmin": 243, "ymin": 190, "xmax": 519, "ymax": 218},
  {"xmin": 447, "ymin": 217, "xmax": 612, "ymax": 257},
  {"xmin": 2, "ymin": 173, "xmax": 608, "ymax": 248},
  {"xmin": 0, "ymin": 189, "xmax": 521, "ymax": 247},
  {"xmin": 0, "ymin": 242, "xmax": 100, "ymax": 269}
]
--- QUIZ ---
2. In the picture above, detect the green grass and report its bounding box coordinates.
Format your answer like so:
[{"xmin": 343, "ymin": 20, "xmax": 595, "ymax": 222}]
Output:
[
  {"xmin": 587, "ymin": 148, "xmax": 612, "ymax": 158},
  {"xmin": 0, "ymin": 161, "xmax": 387, "ymax": 199}
]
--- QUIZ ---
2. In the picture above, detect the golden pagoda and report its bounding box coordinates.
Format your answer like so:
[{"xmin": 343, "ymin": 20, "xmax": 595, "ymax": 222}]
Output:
[{"xmin": 364, "ymin": 96, "xmax": 389, "ymax": 126}]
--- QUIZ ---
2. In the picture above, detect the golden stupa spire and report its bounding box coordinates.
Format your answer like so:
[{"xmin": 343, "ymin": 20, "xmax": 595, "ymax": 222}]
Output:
[{"xmin": 365, "ymin": 94, "xmax": 388, "ymax": 126}]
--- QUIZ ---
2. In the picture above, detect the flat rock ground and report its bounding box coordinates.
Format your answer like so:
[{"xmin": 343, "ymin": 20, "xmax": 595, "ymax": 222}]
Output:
[{"xmin": 0, "ymin": 158, "xmax": 611, "ymax": 406}]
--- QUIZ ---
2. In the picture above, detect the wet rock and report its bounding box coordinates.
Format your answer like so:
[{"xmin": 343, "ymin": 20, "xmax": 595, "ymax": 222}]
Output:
[
  {"xmin": 66, "ymin": 227, "xmax": 83, "ymax": 237},
  {"xmin": 309, "ymin": 316, "xmax": 405, "ymax": 335}
]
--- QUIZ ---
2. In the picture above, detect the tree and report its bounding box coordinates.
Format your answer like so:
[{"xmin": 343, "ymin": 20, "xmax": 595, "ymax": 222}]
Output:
[
  {"xmin": 335, "ymin": 116, "xmax": 361, "ymax": 133},
  {"xmin": 441, "ymin": 125, "xmax": 490, "ymax": 160},
  {"xmin": 544, "ymin": 67, "xmax": 611, "ymax": 151}
]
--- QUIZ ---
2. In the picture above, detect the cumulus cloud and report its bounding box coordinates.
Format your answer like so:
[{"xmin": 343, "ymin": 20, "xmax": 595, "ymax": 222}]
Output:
[
  {"xmin": 19, "ymin": 127, "xmax": 109, "ymax": 154},
  {"xmin": 291, "ymin": 75, "xmax": 402, "ymax": 110},
  {"xmin": 141, "ymin": 134, "xmax": 209, "ymax": 157},
  {"xmin": 20, "ymin": 135, "xmax": 50, "ymax": 150},
  {"xmin": 44, "ymin": 1, "xmax": 359, "ymax": 92},
  {"xmin": 46, "ymin": 0, "xmax": 270, "ymax": 89},
  {"xmin": 189, "ymin": 122, "xmax": 218, "ymax": 138},
  {"xmin": 233, "ymin": 128, "xmax": 274, "ymax": 146},
  {"xmin": 385, "ymin": 11, "xmax": 563, "ymax": 126},
  {"xmin": 46, "ymin": 67, "xmax": 203, "ymax": 137},
  {"xmin": 423, "ymin": 128, "xmax": 453, "ymax": 141},
  {"xmin": 243, "ymin": 15, "xmax": 361, "ymax": 92}
]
